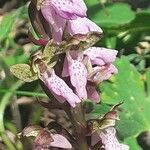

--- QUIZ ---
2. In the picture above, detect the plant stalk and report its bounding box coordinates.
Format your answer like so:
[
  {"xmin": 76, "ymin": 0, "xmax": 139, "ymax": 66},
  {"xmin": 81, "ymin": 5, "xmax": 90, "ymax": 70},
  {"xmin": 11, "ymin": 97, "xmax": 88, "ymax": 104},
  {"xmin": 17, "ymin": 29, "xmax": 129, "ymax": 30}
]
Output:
[
  {"xmin": 0, "ymin": 80, "xmax": 23, "ymax": 150},
  {"xmin": 66, "ymin": 103, "xmax": 88, "ymax": 150}
]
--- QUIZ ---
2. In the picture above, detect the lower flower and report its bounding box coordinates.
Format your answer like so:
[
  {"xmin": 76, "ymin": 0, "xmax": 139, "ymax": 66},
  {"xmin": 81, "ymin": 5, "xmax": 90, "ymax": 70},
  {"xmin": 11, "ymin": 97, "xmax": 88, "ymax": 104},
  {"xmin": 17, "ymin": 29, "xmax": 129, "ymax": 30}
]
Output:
[{"xmin": 40, "ymin": 69, "xmax": 81, "ymax": 108}]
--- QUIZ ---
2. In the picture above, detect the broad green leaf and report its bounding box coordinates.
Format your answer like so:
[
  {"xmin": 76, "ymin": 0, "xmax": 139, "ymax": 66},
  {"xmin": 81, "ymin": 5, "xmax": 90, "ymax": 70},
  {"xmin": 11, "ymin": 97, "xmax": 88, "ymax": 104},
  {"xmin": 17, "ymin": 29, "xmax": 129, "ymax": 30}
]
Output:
[
  {"xmin": 10, "ymin": 64, "xmax": 38, "ymax": 82},
  {"xmin": 98, "ymin": 57, "xmax": 150, "ymax": 148},
  {"xmin": 87, "ymin": 3, "xmax": 135, "ymax": 28},
  {"xmin": 103, "ymin": 11, "xmax": 150, "ymax": 34}
]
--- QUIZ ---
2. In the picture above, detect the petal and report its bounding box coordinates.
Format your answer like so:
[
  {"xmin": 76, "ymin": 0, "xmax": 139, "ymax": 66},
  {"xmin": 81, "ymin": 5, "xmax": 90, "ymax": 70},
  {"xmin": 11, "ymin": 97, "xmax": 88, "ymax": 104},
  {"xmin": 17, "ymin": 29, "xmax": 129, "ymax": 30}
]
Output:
[
  {"xmin": 41, "ymin": 4, "xmax": 66, "ymax": 31},
  {"xmin": 34, "ymin": 129, "xmax": 72, "ymax": 149},
  {"xmin": 66, "ymin": 17, "xmax": 103, "ymax": 35},
  {"xmin": 52, "ymin": 28, "xmax": 64, "ymax": 43},
  {"xmin": 41, "ymin": 4, "xmax": 66, "ymax": 42},
  {"xmin": 67, "ymin": 52, "xmax": 88, "ymax": 100},
  {"xmin": 41, "ymin": 69, "xmax": 81, "ymax": 107},
  {"xmin": 100, "ymin": 64, "xmax": 118, "ymax": 81},
  {"xmin": 87, "ymin": 85, "xmax": 100, "ymax": 103},
  {"xmin": 89, "ymin": 65, "xmax": 118, "ymax": 83},
  {"xmin": 98, "ymin": 127, "xmax": 129, "ymax": 150},
  {"xmin": 49, "ymin": 0, "xmax": 87, "ymax": 19},
  {"xmin": 84, "ymin": 47, "xmax": 118, "ymax": 66},
  {"xmin": 50, "ymin": 134, "xmax": 72, "ymax": 149}
]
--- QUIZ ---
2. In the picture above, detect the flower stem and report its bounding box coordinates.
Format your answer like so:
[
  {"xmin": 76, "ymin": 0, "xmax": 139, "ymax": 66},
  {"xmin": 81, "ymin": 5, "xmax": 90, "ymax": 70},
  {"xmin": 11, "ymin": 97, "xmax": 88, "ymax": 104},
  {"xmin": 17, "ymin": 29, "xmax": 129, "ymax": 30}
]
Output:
[
  {"xmin": 66, "ymin": 103, "xmax": 88, "ymax": 150},
  {"xmin": 0, "ymin": 80, "xmax": 23, "ymax": 150}
]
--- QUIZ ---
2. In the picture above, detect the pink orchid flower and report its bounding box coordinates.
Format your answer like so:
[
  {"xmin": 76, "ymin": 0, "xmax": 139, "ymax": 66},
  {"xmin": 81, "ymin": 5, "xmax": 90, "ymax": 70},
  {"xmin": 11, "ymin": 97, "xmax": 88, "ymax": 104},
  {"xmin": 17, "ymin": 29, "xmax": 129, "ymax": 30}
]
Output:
[
  {"xmin": 41, "ymin": 0, "xmax": 87, "ymax": 42},
  {"xmin": 84, "ymin": 47, "xmax": 118, "ymax": 83},
  {"xmin": 62, "ymin": 51, "xmax": 88, "ymax": 100},
  {"xmin": 62, "ymin": 51, "xmax": 100, "ymax": 102},
  {"xmin": 92, "ymin": 127, "xmax": 129, "ymax": 150},
  {"xmin": 41, "ymin": 69, "xmax": 81, "ymax": 107}
]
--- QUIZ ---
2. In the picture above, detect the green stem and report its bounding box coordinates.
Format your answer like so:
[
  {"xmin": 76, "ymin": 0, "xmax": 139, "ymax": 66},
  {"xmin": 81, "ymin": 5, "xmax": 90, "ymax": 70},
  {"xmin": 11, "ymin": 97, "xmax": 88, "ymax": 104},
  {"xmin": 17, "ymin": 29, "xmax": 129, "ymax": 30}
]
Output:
[
  {"xmin": 0, "ymin": 80, "xmax": 23, "ymax": 150},
  {"xmin": 66, "ymin": 103, "xmax": 88, "ymax": 150},
  {"xmin": 0, "ymin": 89, "xmax": 47, "ymax": 98}
]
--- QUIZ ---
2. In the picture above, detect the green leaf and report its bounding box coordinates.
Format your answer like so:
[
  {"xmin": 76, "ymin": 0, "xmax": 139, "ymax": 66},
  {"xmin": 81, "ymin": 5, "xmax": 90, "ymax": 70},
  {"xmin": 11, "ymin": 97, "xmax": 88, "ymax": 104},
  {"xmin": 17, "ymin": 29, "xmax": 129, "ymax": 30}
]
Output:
[
  {"xmin": 125, "ymin": 137, "xmax": 142, "ymax": 150},
  {"xmin": 0, "ymin": 5, "xmax": 28, "ymax": 41},
  {"xmin": 92, "ymin": 103, "xmax": 110, "ymax": 118},
  {"xmin": 85, "ymin": 0, "xmax": 100, "ymax": 7},
  {"xmin": 98, "ymin": 57, "xmax": 150, "ymax": 148},
  {"xmin": 104, "ymin": 11, "xmax": 150, "ymax": 34},
  {"xmin": 123, "ymin": 11, "xmax": 150, "ymax": 34},
  {"xmin": 0, "ymin": 15, "xmax": 14, "ymax": 40},
  {"xmin": 88, "ymin": 3, "xmax": 135, "ymax": 28},
  {"xmin": 10, "ymin": 64, "xmax": 38, "ymax": 82}
]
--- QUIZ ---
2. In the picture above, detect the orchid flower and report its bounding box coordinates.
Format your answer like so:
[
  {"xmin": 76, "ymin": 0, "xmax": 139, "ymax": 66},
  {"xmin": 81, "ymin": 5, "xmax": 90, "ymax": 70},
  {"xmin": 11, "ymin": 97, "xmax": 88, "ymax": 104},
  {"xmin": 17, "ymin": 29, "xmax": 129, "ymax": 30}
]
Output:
[
  {"xmin": 41, "ymin": 69, "xmax": 81, "ymax": 107},
  {"xmin": 62, "ymin": 51, "xmax": 88, "ymax": 100},
  {"xmin": 92, "ymin": 127, "xmax": 129, "ymax": 150},
  {"xmin": 84, "ymin": 47, "xmax": 118, "ymax": 84},
  {"xmin": 41, "ymin": 0, "xmax": 87, "ymax": 42},
  {"xmin": 61, "ymin": 50, "xmax": 101, "ymax": 102}
]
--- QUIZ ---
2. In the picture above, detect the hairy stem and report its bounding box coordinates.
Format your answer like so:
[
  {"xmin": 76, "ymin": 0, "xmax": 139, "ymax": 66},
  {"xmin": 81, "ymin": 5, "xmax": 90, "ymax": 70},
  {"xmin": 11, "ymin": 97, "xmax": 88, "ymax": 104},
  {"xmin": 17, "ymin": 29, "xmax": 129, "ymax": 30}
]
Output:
[
  {"xmin": 66, "ymin": 103, "xmax": 88, "ymax": 150},
  {"xmin": 41, "ymin": 81, "xmax": 88, "ymax": 149}
]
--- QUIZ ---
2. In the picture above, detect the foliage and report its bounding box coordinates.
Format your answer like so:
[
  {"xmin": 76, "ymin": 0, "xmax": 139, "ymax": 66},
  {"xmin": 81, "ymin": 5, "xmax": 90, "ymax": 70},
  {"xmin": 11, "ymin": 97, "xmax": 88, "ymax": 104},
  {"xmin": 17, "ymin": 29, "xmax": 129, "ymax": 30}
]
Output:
[{"xmin": 95, "ymin": 57, "xmax": 150, "ymax": 149}]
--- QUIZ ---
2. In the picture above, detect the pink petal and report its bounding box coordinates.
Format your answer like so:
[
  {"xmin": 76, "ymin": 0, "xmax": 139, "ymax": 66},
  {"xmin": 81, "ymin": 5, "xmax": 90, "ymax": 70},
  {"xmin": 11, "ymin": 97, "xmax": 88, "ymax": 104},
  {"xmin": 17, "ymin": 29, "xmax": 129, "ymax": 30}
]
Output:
[
  {"xmin": 41, "ymin": 4, "xmax": 66, "ymax": 42},
  {"xmin": 67, "ymin": 53, "xmax": 88, "ymax": 100},
  {"xmin": 84, "ymin": 47, "xmax": 118, "ymax": 66},
  {"xmin": 41, "ymin": 4, "xmax": 66, "ymax": 31},
  {"xmin": 51, "ymin": 28, "xmax": 64, "ymax": 43},
  {"xmin": 99, "ymin": 127, "xmax": 129, "ymax": 150},
  {"xmin": 66, "ymin": 17, "xmax": 103, "ymax": 35},
  {"xmin": 87, "ymin": 85, "xmax": 100, "ymax": 103},
  {"xmin": 50, "ymin": 134, "xmax": 72, "ymax": 149},
  {"xmin": 41, "ymin": 70, "xmax": 81, "ymax": 107},
  {"xmin": 100, "ymin": 64, "xmax": 118, "ymax": 81},
  {"xmin": 50, "ymin": 0, "xmax": 87, "ymax": 19},
  {"xmin": 89, "ymin": 65, "xmax": 118, "ymax": 83}
]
